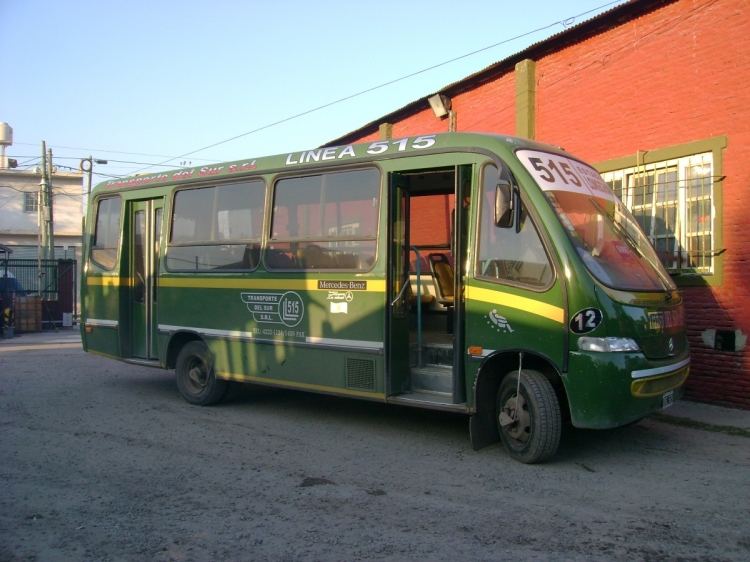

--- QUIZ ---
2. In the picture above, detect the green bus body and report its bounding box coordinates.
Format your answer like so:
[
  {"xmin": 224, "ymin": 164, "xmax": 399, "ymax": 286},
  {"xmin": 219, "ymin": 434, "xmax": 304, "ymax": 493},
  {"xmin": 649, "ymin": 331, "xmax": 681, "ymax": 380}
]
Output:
[{"xmin": 81, "ymin": 133, "xmax": 689, "ymax": 463}]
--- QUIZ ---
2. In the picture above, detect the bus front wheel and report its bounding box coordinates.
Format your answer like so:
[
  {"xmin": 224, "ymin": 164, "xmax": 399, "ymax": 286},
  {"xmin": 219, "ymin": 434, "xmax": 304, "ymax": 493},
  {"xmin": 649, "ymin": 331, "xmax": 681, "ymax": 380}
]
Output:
[
  {"xmin": 496, "ymin": 369, "xmax": 561, "ymax": 464},
  {"xmin": 175, "ymin": 341, "xmax": 227, "ymax": 406}
]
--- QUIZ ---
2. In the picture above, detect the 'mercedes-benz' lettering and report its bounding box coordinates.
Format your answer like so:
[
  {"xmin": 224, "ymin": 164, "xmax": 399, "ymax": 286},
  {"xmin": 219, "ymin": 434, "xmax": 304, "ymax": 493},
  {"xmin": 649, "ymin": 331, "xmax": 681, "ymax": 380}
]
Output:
[{"xmin": 317, "ymin": 280, "xmax": 367, "ymax": 290}]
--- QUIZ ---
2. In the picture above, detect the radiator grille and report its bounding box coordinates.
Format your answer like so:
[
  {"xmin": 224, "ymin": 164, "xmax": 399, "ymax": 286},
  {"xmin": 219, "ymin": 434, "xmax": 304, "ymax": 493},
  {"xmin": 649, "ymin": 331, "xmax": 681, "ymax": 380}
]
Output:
[{"xmin": 346, "ymin": 358, "xmax": 375, "ymax": 391}]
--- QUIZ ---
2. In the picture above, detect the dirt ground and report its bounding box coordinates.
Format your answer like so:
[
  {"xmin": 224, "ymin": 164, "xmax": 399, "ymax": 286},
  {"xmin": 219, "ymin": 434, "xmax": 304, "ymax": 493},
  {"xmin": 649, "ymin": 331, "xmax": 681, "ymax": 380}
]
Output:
[{"xmin": 1, "ymin": 332, "xmax": 749, "ymax": 561}]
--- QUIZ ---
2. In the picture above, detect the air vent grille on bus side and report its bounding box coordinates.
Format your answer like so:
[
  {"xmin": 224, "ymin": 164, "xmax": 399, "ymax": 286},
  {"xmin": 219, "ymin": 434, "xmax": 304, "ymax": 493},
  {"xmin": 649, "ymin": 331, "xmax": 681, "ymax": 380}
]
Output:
[{"xmin": 346, "ymin": 358, "xmax": 375, "ymax": 391}]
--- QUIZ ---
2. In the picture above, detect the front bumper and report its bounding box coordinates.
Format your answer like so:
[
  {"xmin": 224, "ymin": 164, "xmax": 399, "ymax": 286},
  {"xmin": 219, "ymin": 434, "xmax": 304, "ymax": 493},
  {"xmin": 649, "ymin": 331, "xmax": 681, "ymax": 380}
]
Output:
[{"xmin": 563, "ymin": 351, "xmax": 689, "ymax": 429}]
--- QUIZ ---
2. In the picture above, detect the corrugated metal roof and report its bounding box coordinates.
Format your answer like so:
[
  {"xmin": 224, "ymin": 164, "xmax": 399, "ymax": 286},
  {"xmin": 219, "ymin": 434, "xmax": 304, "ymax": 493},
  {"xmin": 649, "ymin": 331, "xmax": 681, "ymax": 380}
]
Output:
[{"xmin": 324, "ymin": 0, "xmax": 675, "ymax": 146}]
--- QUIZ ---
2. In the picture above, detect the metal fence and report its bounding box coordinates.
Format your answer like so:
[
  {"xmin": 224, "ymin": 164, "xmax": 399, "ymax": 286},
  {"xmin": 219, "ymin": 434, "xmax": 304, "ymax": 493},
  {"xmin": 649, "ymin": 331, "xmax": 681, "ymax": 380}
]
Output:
[{"xmin": 0, "ymin": 258, "xmax": 77, "ymax": 329}]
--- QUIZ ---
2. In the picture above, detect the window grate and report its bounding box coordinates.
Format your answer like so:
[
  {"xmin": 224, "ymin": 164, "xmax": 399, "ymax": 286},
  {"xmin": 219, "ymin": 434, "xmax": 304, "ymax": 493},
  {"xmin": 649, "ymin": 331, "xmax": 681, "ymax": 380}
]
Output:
[{"xmin": 602, "ymin": 152, "xmax": 714, "ymax": 275}]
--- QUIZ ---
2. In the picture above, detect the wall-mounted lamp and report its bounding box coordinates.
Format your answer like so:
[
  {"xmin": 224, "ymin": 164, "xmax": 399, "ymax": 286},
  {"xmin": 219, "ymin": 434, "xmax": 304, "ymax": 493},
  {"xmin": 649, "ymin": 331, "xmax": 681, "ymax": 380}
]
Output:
[
  {"xmin": 428, "ymin": 94, "xmax": 452, "ymax": 118},
  {"xmin": 428, "ymin": 94, "xmax": 456, "ymax": 132}
]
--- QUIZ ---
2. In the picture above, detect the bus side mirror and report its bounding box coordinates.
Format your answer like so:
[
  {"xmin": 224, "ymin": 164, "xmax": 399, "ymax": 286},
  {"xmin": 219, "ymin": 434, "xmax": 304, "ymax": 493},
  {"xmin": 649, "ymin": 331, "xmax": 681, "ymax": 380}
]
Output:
[{"xmin": 494, "ymin": 180, "xmax": 514, "ymax": 228}]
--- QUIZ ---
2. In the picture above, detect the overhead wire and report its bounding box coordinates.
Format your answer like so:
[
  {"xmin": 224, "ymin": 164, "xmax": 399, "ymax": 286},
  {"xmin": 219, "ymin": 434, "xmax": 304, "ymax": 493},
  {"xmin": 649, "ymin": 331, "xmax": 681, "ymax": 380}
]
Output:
[
  {"xmin": 130, "ymin": 0, "xmax": 627, "ymax": 174},
  {"xmin": 11, "ymin": 141, "xmax": 215, "ymax": 162},
  {"xmin": 9, "ymin": 1, "xmax": 628, "ymax": 178}
]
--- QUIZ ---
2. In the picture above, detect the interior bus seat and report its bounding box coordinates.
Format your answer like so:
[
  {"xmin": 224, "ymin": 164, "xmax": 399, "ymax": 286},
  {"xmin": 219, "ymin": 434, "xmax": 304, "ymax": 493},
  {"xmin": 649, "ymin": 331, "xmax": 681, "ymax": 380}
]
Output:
[
  {"xmin": 297, "ymin": 244, "xmax": 336, "ymax": 269},
  {"xmin": 428, "ymin": 253, "xmax": 454, "ymax": 305},
  {"xmin": 408, "ymin": 279, "xmax": 435, "ymax": 308},
  {"xmin": 428, "ymin": 253, "xmax": 454, "ymax": 333},
  {"xmin": 264, "ymin": 248, "xmax": 296, "ymax": 269},
  {"xmin": 334, "ymin": 252, "xmax": 360, "ymax": 270}
]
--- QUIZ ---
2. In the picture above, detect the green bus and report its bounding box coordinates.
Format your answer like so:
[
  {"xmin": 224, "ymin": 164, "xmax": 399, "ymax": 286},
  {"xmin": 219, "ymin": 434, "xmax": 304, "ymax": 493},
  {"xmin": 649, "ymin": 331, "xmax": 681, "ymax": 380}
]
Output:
[{"xmin": 81, "ymin": 133, "xmax": 689, "ymax": 463}]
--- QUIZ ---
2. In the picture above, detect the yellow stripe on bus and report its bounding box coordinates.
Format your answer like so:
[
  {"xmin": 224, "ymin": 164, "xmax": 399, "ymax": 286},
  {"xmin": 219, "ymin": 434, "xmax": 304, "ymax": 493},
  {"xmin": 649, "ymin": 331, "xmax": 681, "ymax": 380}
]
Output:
[
  {"xmin": 86, "ymin": 276, "xmax": 385, "ymax": 291},
  {"xmin": 466, "ymin": 286, "xmax": 565, "ymax": 324},
  {"xmin": 86, "ymin": 277, "xmax": 127, "ymax": 286},
  {"xmin": 158, "ymin": 278, "xmax": 386, "ymax": 291}
]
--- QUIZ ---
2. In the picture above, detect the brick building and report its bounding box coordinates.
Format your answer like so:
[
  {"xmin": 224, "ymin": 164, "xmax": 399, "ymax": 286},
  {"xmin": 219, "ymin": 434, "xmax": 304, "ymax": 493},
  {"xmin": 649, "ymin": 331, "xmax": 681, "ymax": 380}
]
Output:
[{"xmin": 326, "ymin": 0, "xmax": 750, "ymax": 408}]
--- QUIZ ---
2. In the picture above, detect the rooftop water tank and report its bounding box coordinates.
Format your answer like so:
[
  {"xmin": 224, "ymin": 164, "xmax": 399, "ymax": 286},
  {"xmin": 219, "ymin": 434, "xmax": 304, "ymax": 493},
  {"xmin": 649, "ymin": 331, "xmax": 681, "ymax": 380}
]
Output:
[{"xmin": 0, "ymin": 123, "xmax": 13, "ymax": 147}]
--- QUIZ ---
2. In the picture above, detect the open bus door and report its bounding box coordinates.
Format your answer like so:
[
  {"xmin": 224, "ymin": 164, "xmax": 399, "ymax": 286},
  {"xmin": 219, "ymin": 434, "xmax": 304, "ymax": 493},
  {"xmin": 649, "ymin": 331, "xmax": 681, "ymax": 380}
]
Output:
[
  {"xmin": 130, "ymin": 198, "xmax": 163, "ymax": 360},
  {"xmin": 387, "ymin": 173, "xmax": 410, "ymax": 395},
  {"xmin": 386, "ymin": 164, "xmax": 472, "ymax": 407}
]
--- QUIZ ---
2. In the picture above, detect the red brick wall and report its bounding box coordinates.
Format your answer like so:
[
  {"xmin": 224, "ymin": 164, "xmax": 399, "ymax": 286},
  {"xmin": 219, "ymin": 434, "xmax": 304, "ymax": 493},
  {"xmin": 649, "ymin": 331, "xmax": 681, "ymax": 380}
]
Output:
[
  {"xmin": 410, "ymin": 194, "xmax": 453, "ymax": 247},
  {"xmin": 345, "ymin": 0, "xmax": 750, "ymax": 408},
  {"xmin": 533, "ymin": 0, "xmax": 750, "ymax": 408}
]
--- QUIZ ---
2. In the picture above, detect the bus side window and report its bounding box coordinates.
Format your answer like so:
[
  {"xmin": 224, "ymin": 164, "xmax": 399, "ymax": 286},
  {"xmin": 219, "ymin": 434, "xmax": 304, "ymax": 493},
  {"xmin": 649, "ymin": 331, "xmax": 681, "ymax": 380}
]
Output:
[
  {"xmin": 267, "ymin": 168, "xmax": 380, "ymax": 271},
  {"xmin": 91, "ymin": 196, "xmax": 122, "ymax": 270},
  {"xmin": 166, "ymin": 180, "xmax": 265, "ymax": 271},
  {"xmin": 476, "ymin": 164, "xmax": 553, "ymax": 288}
]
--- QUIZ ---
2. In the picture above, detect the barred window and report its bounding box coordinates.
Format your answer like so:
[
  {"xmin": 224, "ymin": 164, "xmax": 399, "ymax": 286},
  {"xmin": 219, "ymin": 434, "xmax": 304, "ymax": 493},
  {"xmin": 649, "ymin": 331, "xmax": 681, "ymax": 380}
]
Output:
[
  {"xmin": 601, "ymin": 153, "xmax": 713, "ymax": 275},
  {"xmin": 23, "ymin": 192, "xmax": 38, "ymax": 213}
]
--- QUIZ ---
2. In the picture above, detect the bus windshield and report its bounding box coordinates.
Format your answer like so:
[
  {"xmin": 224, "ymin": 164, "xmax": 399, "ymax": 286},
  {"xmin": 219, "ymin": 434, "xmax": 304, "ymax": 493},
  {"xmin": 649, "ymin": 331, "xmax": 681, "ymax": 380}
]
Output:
[{"xmin": 517, "ymin": 149, "xmax": 675, "ymax": 292}]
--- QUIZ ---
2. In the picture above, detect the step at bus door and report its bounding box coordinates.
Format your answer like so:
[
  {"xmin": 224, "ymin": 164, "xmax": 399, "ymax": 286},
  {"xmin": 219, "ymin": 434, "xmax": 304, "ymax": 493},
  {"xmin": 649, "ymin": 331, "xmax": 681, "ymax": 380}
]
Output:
[
  {"xmin": 131, "ymin": 198, "xmax": 163, "ymax": 360},
  {"xmin": 387, "ymin": 173, "xmax": 410, "ymax": 395}
]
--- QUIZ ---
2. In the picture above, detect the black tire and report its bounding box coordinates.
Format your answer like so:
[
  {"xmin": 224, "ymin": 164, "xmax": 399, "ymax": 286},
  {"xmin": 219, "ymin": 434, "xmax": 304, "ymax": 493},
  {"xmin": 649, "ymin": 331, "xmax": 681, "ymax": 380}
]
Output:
[
  {"xmin": 175, "ymin": 341, "xmax": 227, "ymax": 406},
  {"xmin": 496, "ymin": 369, "xmax": 562, "ymax": 464}
]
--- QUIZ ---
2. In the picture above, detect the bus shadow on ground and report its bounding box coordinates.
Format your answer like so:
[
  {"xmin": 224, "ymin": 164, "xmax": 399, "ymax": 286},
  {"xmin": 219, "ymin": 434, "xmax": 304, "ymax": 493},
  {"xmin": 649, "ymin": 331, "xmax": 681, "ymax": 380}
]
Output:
[
  {"xmin": 222, "ymin": 383, "xmax": 470, "ymax": 440},
  {"xmin": 114, "ymin": 374, "xmax": 681, "ymax": 465}
]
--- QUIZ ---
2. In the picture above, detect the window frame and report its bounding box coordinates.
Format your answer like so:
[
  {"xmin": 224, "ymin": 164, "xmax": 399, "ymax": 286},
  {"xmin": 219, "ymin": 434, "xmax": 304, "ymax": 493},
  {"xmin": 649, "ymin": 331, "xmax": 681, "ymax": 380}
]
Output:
[
  {"xmin": 90, "ymin": 195, "xmax": 122, "ymax": 271},
  {"xmin": 165, "ymin": 179, "xmax": 267, "ymax": 273},
  {"xmin": 266, "ymin": 166, "xmax": 382, "ymax": 272},
  {"xmin": 593, "ymin": 136, "xmax": 726, "ymax": 287},
  {"xmin": 474, "ymin": 160, "xmax": 556, "ymax": 292},
  {"xmin": 23, "ymin": 191, "xmax": 38, "ymax": 214}
]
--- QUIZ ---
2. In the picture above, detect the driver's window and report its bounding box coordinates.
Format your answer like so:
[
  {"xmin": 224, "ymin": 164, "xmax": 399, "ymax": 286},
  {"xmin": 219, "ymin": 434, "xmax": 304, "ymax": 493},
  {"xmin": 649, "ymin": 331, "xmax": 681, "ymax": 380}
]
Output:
[{"xmin": 475, "ymin": 163, "xmax": 553, "ymax": 288}]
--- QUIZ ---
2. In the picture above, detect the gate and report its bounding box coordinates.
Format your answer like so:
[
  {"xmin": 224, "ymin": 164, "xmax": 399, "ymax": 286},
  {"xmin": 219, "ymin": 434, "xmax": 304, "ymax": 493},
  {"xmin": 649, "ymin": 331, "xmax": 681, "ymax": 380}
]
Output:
[{"xmin": 0, "ymin": 258, "xmax": 77, "ymax": 333}]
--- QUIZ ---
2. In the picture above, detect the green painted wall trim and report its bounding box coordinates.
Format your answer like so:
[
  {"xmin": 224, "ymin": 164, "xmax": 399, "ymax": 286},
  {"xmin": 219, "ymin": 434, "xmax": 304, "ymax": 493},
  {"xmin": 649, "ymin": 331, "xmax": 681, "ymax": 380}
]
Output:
[
  {"xmin": 378, "ymin": 123, "xmax": 393, "ymax": 140},
  {"xmin": 515, "ymin": 59, "xmax": 536, "ymax": 139},
  {"xmin": 592, "ymin": 135, "xmax": 728, "ymax": 287}
]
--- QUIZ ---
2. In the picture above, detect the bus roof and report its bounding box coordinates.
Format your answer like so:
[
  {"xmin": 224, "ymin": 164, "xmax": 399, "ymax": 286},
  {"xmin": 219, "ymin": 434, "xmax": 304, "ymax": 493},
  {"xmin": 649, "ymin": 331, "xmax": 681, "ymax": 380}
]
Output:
[{"xmin": 90, "ymin": 132, "xmax": 571, "ymax": 195}]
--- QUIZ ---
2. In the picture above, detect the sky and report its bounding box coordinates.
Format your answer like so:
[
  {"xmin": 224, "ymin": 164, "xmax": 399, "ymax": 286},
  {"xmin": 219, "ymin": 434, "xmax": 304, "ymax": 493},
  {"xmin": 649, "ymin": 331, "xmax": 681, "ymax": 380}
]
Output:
[{"xmin": 1, "ymin": 0, "xmax": 627, "ymax": 184}]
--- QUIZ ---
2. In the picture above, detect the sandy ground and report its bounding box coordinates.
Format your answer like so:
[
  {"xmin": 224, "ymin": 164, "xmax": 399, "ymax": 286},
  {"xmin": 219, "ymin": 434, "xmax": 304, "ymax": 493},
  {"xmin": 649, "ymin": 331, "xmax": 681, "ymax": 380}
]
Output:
[{"xmin": 1, "ymin": 332, "xmax": 749, "ymax": 561}]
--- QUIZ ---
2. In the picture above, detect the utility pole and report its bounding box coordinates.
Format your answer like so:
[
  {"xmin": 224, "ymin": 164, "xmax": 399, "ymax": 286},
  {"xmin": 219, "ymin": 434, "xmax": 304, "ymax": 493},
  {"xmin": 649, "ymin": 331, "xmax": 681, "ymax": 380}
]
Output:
[
  {"xmin": 39, "ymin": 141, "xmax": 55, "ymax": 261},
  {"xmin": 47, "ymin": 146, "xmax": 55, "ymax": 261}
]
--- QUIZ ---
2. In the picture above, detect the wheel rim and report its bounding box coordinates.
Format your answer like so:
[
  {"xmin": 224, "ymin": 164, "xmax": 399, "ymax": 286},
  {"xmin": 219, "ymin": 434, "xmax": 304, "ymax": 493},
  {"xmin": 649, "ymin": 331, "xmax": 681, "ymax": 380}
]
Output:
[
  {"xmin": 184, "ymin": 356, "xmax": 209, "ymax": 394},
  {"xmin": 500, "ymin": 392, "xmax": 531, "ymax": 445}
]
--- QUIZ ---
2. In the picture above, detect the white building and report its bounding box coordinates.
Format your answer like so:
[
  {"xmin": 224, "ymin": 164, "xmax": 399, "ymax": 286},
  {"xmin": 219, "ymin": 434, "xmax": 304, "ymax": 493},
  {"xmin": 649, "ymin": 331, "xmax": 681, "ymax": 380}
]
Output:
[
  {"xmin": 0, "ymin": 124, "xmax": 84, "ymax": 262},
  {"xmin": 0, "ymin": 166, "xmax": 84, "ymax": 262}
]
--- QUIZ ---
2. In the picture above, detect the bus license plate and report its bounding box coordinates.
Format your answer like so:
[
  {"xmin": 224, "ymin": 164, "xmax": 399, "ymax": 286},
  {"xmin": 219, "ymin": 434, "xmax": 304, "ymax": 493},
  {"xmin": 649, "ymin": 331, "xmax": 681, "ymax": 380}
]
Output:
[{"xmin": 662, "ymin": 390, "xmax": 674, "ymax": 409}]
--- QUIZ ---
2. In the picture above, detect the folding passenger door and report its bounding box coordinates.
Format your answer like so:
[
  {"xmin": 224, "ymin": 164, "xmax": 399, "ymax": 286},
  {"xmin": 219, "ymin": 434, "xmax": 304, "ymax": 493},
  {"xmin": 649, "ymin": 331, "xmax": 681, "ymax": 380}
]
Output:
[
  {"xmin": 387, "ymin": 174, "xmax": 410, "ymax": 395},
  {"xmin": 130, "ymin": 198, "xmax": 163, "ymax": 360}
]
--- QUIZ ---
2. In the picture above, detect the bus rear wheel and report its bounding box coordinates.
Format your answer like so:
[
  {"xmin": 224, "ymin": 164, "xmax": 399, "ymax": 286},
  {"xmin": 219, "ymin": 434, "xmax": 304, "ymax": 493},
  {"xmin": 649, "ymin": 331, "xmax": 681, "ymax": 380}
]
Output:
[
  {"xmin": 175, "ymin": 341, "xmax": 227, "ymax": 406},
  {"xmin": 496, "ymin": 369, "xmax": 561, "ymax": 464}
]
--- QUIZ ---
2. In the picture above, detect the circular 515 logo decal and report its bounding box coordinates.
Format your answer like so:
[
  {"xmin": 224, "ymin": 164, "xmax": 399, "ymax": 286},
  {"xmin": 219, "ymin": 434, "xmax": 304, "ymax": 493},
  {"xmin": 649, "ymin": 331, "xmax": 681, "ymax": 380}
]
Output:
[{"xmin": 569, "ymin": 308, "xmax": 603, "ymax": 334}]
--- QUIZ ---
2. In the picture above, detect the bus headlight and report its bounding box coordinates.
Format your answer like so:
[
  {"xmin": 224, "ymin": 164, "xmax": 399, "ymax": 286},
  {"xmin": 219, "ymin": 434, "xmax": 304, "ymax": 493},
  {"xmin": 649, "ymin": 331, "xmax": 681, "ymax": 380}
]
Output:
[{"xmin": 577, "ymin": 337, "xmax": 641, "ymax": 353}]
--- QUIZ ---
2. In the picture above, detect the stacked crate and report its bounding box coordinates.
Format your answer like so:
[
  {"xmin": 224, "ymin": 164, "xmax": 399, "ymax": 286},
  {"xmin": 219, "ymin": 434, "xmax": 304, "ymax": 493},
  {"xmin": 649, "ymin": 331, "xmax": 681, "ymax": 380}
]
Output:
[{"xmin": 15, "ymin": 296, "xmax": 42, "ymax": 333}]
